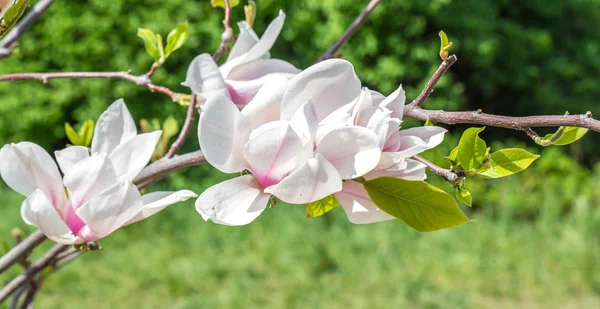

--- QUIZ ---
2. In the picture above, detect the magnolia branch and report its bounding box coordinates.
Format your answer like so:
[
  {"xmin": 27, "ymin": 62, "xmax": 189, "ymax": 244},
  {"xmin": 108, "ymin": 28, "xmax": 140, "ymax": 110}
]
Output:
[
  {"xmin": 412, "ymin": 155, "xmax": 465, "ymax": 184},
  {"xmin": 408, "ymin": 55, "xmax": 457, "ymax": 108},
  {"xmin": 318, "ymin": 0, "xmax": 383, "ymax": 61},
  {"xmin": 0, "ymin": 0, "xmax": 56, "ymax": 59},
  {"xmin": 165, "ymin": 94, "xmax": 197, "ymax": 158},
  {"xmin": 212, "ymin": 0, "xmax": 233, "ymax": 61}
]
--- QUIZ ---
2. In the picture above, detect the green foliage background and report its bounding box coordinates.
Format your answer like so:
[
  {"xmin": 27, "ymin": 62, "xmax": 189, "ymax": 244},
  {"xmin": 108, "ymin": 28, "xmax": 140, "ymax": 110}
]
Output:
[{"xmin": 1, "ymin": 0, "xmax": 600, "ymax": 308}]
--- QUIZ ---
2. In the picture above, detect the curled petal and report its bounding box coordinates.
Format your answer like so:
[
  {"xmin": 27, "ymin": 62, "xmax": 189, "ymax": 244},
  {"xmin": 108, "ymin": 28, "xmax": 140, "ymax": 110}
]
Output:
[
  {"xmin": 289, "ymin": 99, "xmax": 318, "ymax": 147},
  {"xmin": 351, "ymin": 88, "xmax": 374, "ymax": 125},
  {"xmin": 109, "ymin": 131, "xmax": 162, "ymax": 182},
  {"xmin": 241, "ymin": 76, "xmax": 289, "ymax": 130},
  {"xmin": 243, "ymin": 121, "xmax": 305, "ymax": 188},
  {"xmin": 21, "ymin": 189, "xmax": 77, "ymax": 244},
  {"xmin": 91, "ymin": 99, "xmax": 137, "ymax": 155},
  {"xmin": 365, "ymin": 107, "xmax": 392, "ymax": 149},
  {"xmin": 195, "ymin": 175, "xmax": 270, "ymax": 226},
  {"xmin": 183, "ymin": 54, "xmax": 230, "ymax": 100},
  {"xmin": 227, "ymin": 59, "xmax": 300, "ymax": 81},
  {"xmin": 199, "ymin": 95, "xmax": 250, "ymax": 173},
  {"xmin": 395, "ymin": 126, "xmax": 447, "ymax": 158},
  {"xmin": 264, "ymin": 154, "xmax": 342, "ymax": 204},
  {"xmin": 125, "ymin": 190, "xmax": 198, "ymax": 225},
  {"xmin": 316, "ymin": 127, "xmax": 381, "ymax": 179},
  {"xmin": 76, "ymin": 181, "xmax": 143, "ymax": 238},
  {"xmin": 378, "ymin": 85, "xmax": 406, "ymax": 119},
  {"xmin": 226, "ymin": 21, "xmax": 262, "ymax": 61},
  {"xmin": 281, "ymin": 59, "xmax": 361, "ymax": 121},
  {"xmin": 375, "ymin": 153, "xmax": 408, "ymax": 171},
  {"xmin": 55, "ymin": 146, "xmax": 90, "ymax": 176},
  {"xmin": 63, "ymin": 154, "xmax": 118, "ymax": 210},
  {"xmin": 365, "ymin": 158, "xmax": 427, "ymax": 181},
  {"xmin": 335, "ymin": 180, "xmax": 395, "ymax": 224},
  {"xmin": 227, "ymin": 73, "xmax": 295, "ymax": 107}
]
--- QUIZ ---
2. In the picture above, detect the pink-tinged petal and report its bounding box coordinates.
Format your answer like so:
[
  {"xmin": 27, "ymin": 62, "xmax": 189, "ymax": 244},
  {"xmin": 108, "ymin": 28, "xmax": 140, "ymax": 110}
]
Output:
[
  {"xmin": 0, "ymin": 142, "xmax": 67, "ymax": 209},
  {"xmin": 55, "ymin": 146, "xmax": 90, "ymax": 176},
  {"xmin": 226, "ymin": 21, "xmax": 261, "ymax": 62},
  {"xmin": 375, "ymin": 153, "xmax": 408, "ymax": 171},
  {"xmin": 243, "ymin": 121, "xmax": 305, "ymax": 188},
  {"xmin": 240, "ymin": 76, "xmax": 289, "ymax": 130},
  {"xmin": 379, "ymin": 85, "xmax": 406, "ymax": 119},
  {"xmin": 370, "ymin": 90, "xmax": 386, "ymax": 105},
  {"xmin": 227, "ymin": 59, "xmax": 300, "ymax": 81},
  {"xmin": 91, "ymin": 99, "xmax": 137, "ymax": 155},
  {"xmin": 76, "ymin": 181, "xmax": 143, "ymax": 237},
  {"xmin": 220, "ymin": 10, "xmax": 286, "ymax": 77},
  {"xmin": 199, "ymin": 95, "xmax": 250, "ymax": 173},
  {"xmin": 280, "ymin": 59, "xmax": 361, "ymax": 121},
  {"xmin": 195, "ymin": 175, "xmax": 270, "ymax": 226},
  {"xmin": 109, "ymin": 131, "xmax": 162, "ymax": 182},
  {"xmin": 365, "ymin": 158, "xmax": 427, "ymax": 181},
  {"xmin": 334, "ymin": 180, "xmax": 395, "ymax": 224},
  {"xmin": 183, "ymin": 54, "xmax": 231, "ymax": 100},
  {"xmin": 125, "ymin": 190, "xmax": 197, "ymax": 225},
  {"xmin": 350, "ymin": 88, "xmax": 374, "ymax": 125},
  {"xmin": 384, "ymin": 118, "xmax": 401, "ymax": 141},
  {"xmin": 226, "ymin": 72, "xmax": 295, "ymax": 106},
  {"xmin": 264, "ymin": 154, "xmax": 342, "ymax": 204},
  {"xmin": 395, "ymin": 126, "xmax": 447, "ymax": 157},
  {"xmin": 365, "ymin": 107, "xmax": 392, "ymax": 149},
  {"xmin": 289, "ymin": 99, "xmax": 318, "ymax": 147},
  {"xmin": 383, "ymin": 132, "xmax": 401, "ymax": 153},
  {"xmin": 314, "ymin": 102, "xmax": 354, "ymax": 144},
  {"xmin": 63, "ymin": 154, "xmax": 118, "ymax": 210},
  {"xmin": 315, "ymin": 127, "xmax": 381, "ymax": 179},
  {"xmin": 21, "ymin": 189, "xmax": 77, "ymax": 244}
]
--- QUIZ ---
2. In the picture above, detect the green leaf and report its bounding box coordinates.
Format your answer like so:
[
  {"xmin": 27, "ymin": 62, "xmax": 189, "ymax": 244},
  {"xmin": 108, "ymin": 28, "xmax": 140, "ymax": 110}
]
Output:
[
  {"xmin": 424, "ymin": 117, "xmax": 434, "ymax": 126},
  {"xmin": 162, "ymin": 117, "xmax": 179, "ymax": 139},
  {"xmin": 445, "ymin": 147, "xmax": 459, "ymax": 166},
  {"xmin": 79, "ymin": 120, "xmax": 94, "ymax": 147},
  {"xmin": 479, "ymin": 148, "xmax": 539, "ymax": 178},
  {"xmin": 2, "ymin": 0, "xmax": 29, "ymax": 35},
  {"xmin": 306, "ymin": 195, "xmax": 339, "ymax": 218},
  {"xmin": 165, "ymin": 22, "xmax": 189, "ymax": 58},
  {"xmin": 457, "ymin": 127, "xmax": 487, "ymax": 171},
  {"xmin": 364, "ymin": 177, "xmax": 469, "ymax": 232},
  {"xmin": 140, "ymin": 119, "xmax": 152, "ymax": 133},
  {"xmin": 543, "ymin": 126, "xmax": 588, "ymax": 146},
  {"xmin": 438, "ymin": 30, "xmax": 452, "ymax": 60},
  {"xmin": 137, "ymin": 28, "xmax": 160, "ymax": 60},
  {"xmin": 65, "ymin": 122, "xmax": 82, "ymax": 146},
  {"xmin": 211, "ymin": 0, "xmax": 240, "ymax": 8},
  {"xmin": 456, "ymin": 187, "xmax": 472, "ymax": 207}
]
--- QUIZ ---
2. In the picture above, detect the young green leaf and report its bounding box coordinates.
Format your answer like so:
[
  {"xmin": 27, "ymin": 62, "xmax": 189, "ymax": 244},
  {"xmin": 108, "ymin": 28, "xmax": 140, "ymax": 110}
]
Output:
[
  {"xmin": 457, "ymin": 127, "xmax": 487, "ymax": 171},
  {"xmin": 456, "ymin": 187, "xmax": 472, "ymax": 207},
  {"xmin": 479, "ymin": 148, "xmax": 539, "ymax": 178},
  {"xmin": 306, "ymin": 195, "xmax": 340, "ymax": 218},
  {"xmin": 543, "ymin": 126, "xmax": 588, "ymax": 146},
  {"xmin": 364, "ymin": 177, "xmax": 469, "ymax": 232},
  {"xmin": 438, "ymin": 30, "xmax": 452, "ymax": 61},
  {"xmin": 165, "ymin": 22, "xmax": 189, "ymax": 58},
  {"xmin": 162, "ymin": 117, "xmax": 179, "ymax": 139},
  {"xmin": 424, "ymin": 117, "xmax": 434, "ymax": 126},
  {"xmin": 211, "ymin": 0, "xmax": 240, "ymax": 9},
  {"xmin": 137, "ymin": 28, "xmax": 160, "ymax": 60},
  {"xmin": 65, "ymin": 122, "xmax": 82, "ymax": 146},
  {"xmin": 79, "ymin": 120, "xmax": 94, "ymax": 147},
  {"xmin": 445, "ymin": 146, "xmax": 459, "ymax": 166},
  {"xmin": 1, "ymin": 0, "xmax": 29, "ymax": 36}
]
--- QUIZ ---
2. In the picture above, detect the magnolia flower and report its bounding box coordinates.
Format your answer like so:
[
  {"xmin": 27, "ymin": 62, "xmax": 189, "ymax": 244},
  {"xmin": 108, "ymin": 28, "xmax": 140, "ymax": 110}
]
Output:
[
  {"xmin": 183, "ymin": 10, "xmax": 300, "ymax": 108},
  {"xmin": 194, "ymin": 66, "xmax": 383, "ymax": 225},
  {"xmin": 0, "ymin": 100, "xmax": 196, "ymax": 244}
]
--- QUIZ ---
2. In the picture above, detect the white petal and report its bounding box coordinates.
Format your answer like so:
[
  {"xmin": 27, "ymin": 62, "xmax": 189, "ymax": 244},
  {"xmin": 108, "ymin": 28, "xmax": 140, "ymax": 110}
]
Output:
[
  {"xmin": 183, "ymin": 53, "xmax": 231, "ymax": 100},
  {"xmin": 0, "ymin": 142, "xmax": 66, "ymax": 207},
  {"xmin": 55, "ymin": 146, "xmax": 90, "ymax": 175},
  {"xmin": 227, "ymin": 72, "xmax": 295, "ymax": 107},
  {"xmin": 395, "ymin": 126, "xmax": 447, "ymax": 157},
  {"xmin": 91, "ymin": 99, "xmax": 137, "ymax": 155},
  {"xmin": 220, "ymin": 10, "xmax": 286, "ymax": 77},
  {"xmin": 227, "ymin": 59, "xmax": 300, "ymax": 81},
  {"xmin": 280, "ymin": 59, "xmax": 361, "ymax": 121},
  {"xmin": 198, "ymin": 95, "xmax": 250, "ymax": 173},
  {"xmin": 365, "ymin": 107, "xmax": 392, "ymax": 149},
  {"xmin": 240, "ymin": 76, "xmax": 289, "ymax": 130},
  {"xmin": 264, "ymin": 154, "xmax": 342, "ymax": 204},
  {"xmin": 125, "ymin": 190, "xmax": 198, "ymax": 225},
  {"xmin": 315, "ymin": 127, "xmax": 381, "ymax": 179},
  {"xmin": 379, "ymin": 85, "xmax": 406, "ymax": 119},
  {"xmin": 351, "ymin": 88, "xmax": 374, "ymax": 125},
  {"xmin": 289, "ymin": 99, "xmax": 318, "ymax": 146},
  {"xmin": 226, "ymin": 21, "xmax": 261, "ymax": 62},
  {"xmin": 195, "ymin": 175, "xmax": 270, "ymax": 226},
  {"xmin": 243, "ymin": 121, "xmax": 305, "ymax": 187},
  {"xmin": 63, "ymin": 154, "xmax": 118, "ymax": 209},
  {"xmin": 109, "ymin": 131, "xmax": 162, "ymax": 182},
  {"xmin": 365, "ymin": 158, "xmax": 427, "ymax": 181},
  {"xmin": 335, "ymin": 180, "xmax": 395, "ymax": 224},
  {"xmin": 375, "ymin": 153, "xmax": 408, "ymax": 171},
  {"xmin": 21, "ymin": 189, "xmax": 77, "ymax": 244},
  {"xmin": 76, "ymin": 181, "xmax": 143, "ymax": 237},
  {"xmin": 314, "ymin": 102, "xmax": 354, "ymax": 144}
]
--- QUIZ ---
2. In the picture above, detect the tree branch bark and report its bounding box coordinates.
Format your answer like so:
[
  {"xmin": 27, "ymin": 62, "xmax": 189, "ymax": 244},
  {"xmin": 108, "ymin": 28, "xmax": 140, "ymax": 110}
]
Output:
[
  {"xmin": 0, "ymin": 0, "xmax": 56, "ymax": 59},
  {"xmin": 165, "ymin": 94, "xmax": 197, "ymax": 158},
  {"xmin": 408, "ymin": 55, "xmax": 457, "ymax": 108}
]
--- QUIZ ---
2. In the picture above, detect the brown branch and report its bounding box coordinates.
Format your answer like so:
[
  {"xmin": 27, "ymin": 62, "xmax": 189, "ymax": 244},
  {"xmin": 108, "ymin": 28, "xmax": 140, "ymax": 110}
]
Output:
[
  {"xmin": 408, "ymin": 55, "xmax": 457, "ymax": 108},
  {"xmin": 212, "ymin": 0, "xmax": 233, "ymax": 61},
  {"xmin": 318, "ymin": 0, "xmax": 383, "ymax": 62},
  {"xmin": 134, "ymin": 150, "xmax": 206, "ymax": 188},
  {"xmin": 165, "ymin": 94, "xmax": 197, "ymax": 158},
  {"xmin": 412, "ymin": 155, "xmax": 465, "ymax": 184},
  {"xmin": 0, "ymin": 0, "xmax": 56, "ymax": 59},
  {"xmin": 0, "ymin": 230, "xmax": 46, "ymax": 275}
]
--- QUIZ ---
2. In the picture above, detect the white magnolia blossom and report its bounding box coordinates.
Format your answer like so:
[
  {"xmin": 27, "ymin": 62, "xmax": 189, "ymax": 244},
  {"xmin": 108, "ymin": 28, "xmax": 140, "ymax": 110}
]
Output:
[
  {"xmin": 182, "ymin": 10, "xmax": 300, "ymax": 109},
  {"xmin": 0, "ymin": 100, "xmax": 197, "ymax": 244},
  {"xmin": 196, "ymin": 58, "xmax": 447, "ymax": 225}
]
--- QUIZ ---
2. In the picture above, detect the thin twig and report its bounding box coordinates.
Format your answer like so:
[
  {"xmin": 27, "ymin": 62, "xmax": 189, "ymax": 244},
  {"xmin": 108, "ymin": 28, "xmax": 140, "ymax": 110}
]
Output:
[
  {"xmin": 134, "ymin": 150, "xmax": 206, "ymax": 188},
  {"xmin": 165, "ymin": 94, "xmax": 197, "ymax": 158},
  {"xmin": 413, "ymin": 155, "xmax": 465, "ymax": 184},
  {"xmin": 212, "ymin": 0, "xmax": 233, "ymax": 61},
  {"xmin": 0, "ymin": 230, "xmax": 46, "ymax": 275},
  {"xmin": 408, "ymin": 55, "xmax": 458, "ymax": 108},
  {"xmin": 318, "ymin": 0, "xmax": 383, "ymax": 61},
  {"xmin": 0, "ymin": 0, "xmax": 56, "ymax": 58}
]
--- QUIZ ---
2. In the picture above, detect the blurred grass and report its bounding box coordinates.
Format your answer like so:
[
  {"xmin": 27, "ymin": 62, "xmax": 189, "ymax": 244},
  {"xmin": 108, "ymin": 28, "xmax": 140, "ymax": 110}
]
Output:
[{"xmin": 1, "ymin": 146, "xmax": 600, "ymax": 309}]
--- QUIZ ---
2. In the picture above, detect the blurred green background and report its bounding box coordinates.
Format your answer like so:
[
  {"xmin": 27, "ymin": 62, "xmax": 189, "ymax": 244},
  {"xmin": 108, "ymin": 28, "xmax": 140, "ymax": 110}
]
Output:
[{"xmin": 1, "ymin": 0, "xmax": 600, "ymax": 308}]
